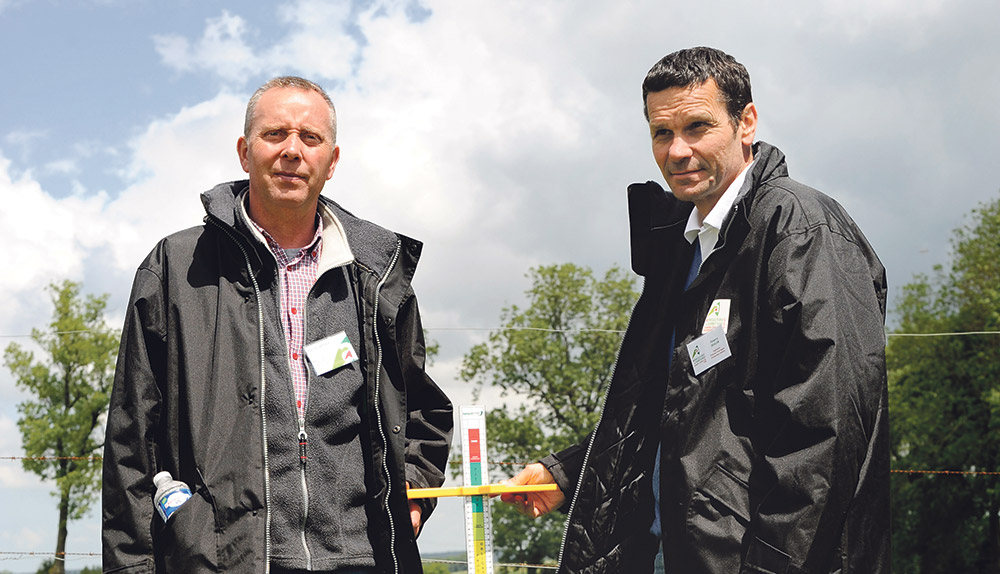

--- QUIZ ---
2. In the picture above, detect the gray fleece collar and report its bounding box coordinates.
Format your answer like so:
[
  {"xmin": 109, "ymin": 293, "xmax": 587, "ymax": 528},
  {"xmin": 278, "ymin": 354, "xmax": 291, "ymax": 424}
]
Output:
[{"xmin": 200, "ymin": 180, "xmax": 404, "ymax": 279}]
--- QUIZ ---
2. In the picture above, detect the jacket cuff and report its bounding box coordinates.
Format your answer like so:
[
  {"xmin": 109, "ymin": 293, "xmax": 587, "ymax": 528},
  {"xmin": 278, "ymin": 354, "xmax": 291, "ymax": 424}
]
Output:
[{"xmin": 540, "ymin": 448, "xmax": 582, "ymax": 513}]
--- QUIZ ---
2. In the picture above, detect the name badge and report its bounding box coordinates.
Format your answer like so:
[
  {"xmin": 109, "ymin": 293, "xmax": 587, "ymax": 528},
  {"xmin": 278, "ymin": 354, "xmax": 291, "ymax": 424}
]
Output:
[
  {"xmin": 687, "ymin": 326, "xmax": 732, "ymax": 376},
  {"xmin": 304, "ymin": 331, "xmax": 359, "ymax": 376},
  {"xmin": 702, "ymin": 299, "xmax": 731, "ymax": 334}
]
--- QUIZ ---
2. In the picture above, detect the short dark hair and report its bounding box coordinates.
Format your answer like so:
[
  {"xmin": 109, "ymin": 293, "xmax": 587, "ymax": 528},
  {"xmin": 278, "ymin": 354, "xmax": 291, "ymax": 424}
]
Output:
[{"xmin": 641, "ymin": 47, "xmax": 752, "ymax": 125}]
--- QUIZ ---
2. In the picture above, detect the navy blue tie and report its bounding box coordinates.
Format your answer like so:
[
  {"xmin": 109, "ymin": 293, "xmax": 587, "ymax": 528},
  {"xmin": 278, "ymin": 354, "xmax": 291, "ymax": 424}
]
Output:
[
  {"xmin": 685, "ymin": 239, "xmax": 703, "ymax": 290},
  {"xmin": 651, "ymin": 238, "xmax": 703, "ymax": 566}
]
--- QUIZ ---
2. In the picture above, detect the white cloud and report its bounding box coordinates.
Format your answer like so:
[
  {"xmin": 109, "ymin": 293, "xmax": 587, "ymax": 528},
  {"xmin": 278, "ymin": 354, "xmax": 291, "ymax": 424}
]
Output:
[
  {"xmin": 143, "ymin": 1, "xmax": 625, "ymax": 347},
  {"xmin": 266, "ymin": 0, "xmax": 359, "ymax": 80},
  {"xmin": 330, "ymin": 0, "xmax": 603, "ymax": 242},
  {"xmin": 0, "ymin": 414, "xmax": 46, "ymax": 489},
  {"xmin": 817, "ymin": 0, "xmax": 949, "ymax": 38},
  {"xmin": 3, "ymin": 0, "xmax": 1000, "ymax": 560},
  {"xmin": 0, "ymin": 154, "xmax": 109, "ymax": 327},
  {"xmin": 154, "ymin": 11, "xmax": 262, "ymax": 82},
  {"xmin": 106, "ymin": 91, "xmax": 247, "ymax": 274},
  {"xmin": 3, "ymin": 129, "xmax": 46, "ymax": 147},
  {"xmin": 71, "ymin": 140, "xmax": 108, "ymax": 159},
  {"xmin": 0, "ymin": 414, "xmax": 20, "ymax": 453},
  {"xmin": 0, "ymin": 0, "xmax": 19, "ymax": 15},
  {"xmin": 154, "ymin": 3, "xmax": 361, "ymax": 86},
  {"xmin": 0, "ymin": 458, "xmax": 36, "ymax": 489},
  {"xmin": 152, "ymin": 34, "xmax": 193, "ymax": 71},
  {"xmin": 0, "ymin": 525, "xmax": 44, "ymax": 550},
  {"xmin": 43, "ymin": 159, "xmax": 78, "ymax": 175},
  {"xmin": 0, "ymin": 91, "xmax": 246, "ymax": 346}
]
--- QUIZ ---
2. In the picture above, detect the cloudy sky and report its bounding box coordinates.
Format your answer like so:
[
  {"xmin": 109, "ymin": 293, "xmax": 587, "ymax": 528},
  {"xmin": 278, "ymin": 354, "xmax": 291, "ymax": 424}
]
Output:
[{"xmin": 2, "ymin": 0, "xmax": 998, "ymax": 570}]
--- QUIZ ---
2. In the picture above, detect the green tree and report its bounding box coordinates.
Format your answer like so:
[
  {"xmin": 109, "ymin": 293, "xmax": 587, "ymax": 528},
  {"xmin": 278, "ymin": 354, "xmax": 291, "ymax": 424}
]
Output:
[
  {"xmin": 888, "ymin": 197, "xmax": 1000, "ymax": 573},
  {"xmin": 461, "ymin": 263, "xmax": 639, "ymax": 570},
  {"xmin": 419, "ymin": 562, "xmax": 451, "ymax": 574},
  {"xmin": 3, "ymin": 281, "xmax": 119, "ymax": 574}
]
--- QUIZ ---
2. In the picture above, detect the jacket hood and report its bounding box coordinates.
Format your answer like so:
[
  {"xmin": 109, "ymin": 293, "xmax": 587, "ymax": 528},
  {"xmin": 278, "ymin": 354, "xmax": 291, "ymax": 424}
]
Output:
[{"xmin": 200, "ymin": 180, "xmax": 418, "ymax": 281}]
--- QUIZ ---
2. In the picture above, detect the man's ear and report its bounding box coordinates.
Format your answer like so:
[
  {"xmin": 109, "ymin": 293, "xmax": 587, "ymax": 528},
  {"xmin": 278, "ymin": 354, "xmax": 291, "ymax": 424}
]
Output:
[
  {"xmin": 326, "ymin": 145, "xmax": 341, "ymax": 181},
  {"xmin": 739, "ymin": 102, "xmax": 758, "ymax": 147},
  {"xmin": 237, "ymin": 136, "xmax": 250, "ymax": 173}
]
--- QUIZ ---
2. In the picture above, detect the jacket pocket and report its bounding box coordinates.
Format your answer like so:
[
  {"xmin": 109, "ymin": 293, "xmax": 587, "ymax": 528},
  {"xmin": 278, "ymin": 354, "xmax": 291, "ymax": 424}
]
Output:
[
  {"xmin": 102, "ymin": 563, "xmax": 152, "ymax": 573},
  {"xmin": 742, "ymin": 536, "xmax": 793, "ymax": 574},
  {"xmin": 686, "ymin": 462, "xmax": 749, "ymax": 571},
  {"xmin": 155, "ymin": 489, "xmax": 220, "ymax": 572}
]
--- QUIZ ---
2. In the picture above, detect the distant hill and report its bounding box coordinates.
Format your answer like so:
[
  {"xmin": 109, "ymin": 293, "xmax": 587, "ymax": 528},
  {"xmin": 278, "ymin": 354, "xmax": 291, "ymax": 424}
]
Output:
[{"xmin": 422, "ymin": 550, "xmax": 469, "ymax": 573}]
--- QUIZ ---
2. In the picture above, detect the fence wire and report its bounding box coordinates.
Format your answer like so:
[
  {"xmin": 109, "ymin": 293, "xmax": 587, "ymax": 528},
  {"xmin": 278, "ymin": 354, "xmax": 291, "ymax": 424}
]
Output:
[{"xmin": 5, "ymin": 327, "xmax": 1000, "ymax": 569}]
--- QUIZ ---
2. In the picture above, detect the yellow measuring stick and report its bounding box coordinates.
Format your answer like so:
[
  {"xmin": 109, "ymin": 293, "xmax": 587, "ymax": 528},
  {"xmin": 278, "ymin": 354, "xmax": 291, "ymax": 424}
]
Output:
[{"xmin": 407, "ymin": 483, "xmax": 560, "ymax": 499}]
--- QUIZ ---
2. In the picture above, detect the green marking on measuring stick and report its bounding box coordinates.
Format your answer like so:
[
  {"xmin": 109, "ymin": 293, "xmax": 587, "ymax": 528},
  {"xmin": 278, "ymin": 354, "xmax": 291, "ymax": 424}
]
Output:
[{"xmin": 461, "ymin": 405, "xmax": 494, "ymax": 574}]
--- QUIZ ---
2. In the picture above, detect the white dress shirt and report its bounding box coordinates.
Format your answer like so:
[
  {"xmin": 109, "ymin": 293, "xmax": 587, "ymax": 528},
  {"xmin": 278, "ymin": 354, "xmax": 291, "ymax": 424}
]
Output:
[{"xmin": 683, "ymin": 159, "xmax": 755, "ymax": 270}]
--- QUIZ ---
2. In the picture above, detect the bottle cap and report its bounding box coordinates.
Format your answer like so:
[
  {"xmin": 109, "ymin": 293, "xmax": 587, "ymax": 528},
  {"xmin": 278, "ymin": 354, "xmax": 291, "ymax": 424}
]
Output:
[{"xmin": 153, "ymin": 471, "xmax": 173, "ymax": 488}]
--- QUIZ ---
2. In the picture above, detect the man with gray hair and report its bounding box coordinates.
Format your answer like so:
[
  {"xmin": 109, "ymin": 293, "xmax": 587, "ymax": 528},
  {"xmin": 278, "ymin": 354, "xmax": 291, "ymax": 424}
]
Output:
[
  {"xmin": 503, "ymin": 47, "xmax": 890, "ymax": 573},
  {"xmin": 103, "ymin": 76, "xmax": 453, "ymax": 574}
]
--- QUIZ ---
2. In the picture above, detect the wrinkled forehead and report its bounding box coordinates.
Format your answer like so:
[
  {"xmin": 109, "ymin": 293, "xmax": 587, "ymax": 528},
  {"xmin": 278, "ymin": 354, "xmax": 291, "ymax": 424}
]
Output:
[
  {"xmin": 250, "ymin": 88, "xmax": 333, "ymax": 132},
  {"xmin": 646, "ymin": 82, "xmax": 726, "ymax": 123}
]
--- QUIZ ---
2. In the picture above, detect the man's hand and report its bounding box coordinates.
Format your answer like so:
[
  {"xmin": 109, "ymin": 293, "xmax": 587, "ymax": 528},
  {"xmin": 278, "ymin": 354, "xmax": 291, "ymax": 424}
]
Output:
[
  {"xmin": 409, "ymin": 500, "xmax": 422, "ymax": 536},
  {"xmin": 406, "ymin": 482, "xmax": 422, "ymax": 536},
  {"xmin": 499, "ymin": 463, "xmax": 566, "ymax": 518}
]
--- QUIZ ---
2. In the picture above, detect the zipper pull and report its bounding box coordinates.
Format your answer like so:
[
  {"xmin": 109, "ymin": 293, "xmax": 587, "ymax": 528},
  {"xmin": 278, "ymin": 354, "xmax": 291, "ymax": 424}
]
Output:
[{"xmin": 298, "ymin": 429, "xmax": 308, "ymax": 466}]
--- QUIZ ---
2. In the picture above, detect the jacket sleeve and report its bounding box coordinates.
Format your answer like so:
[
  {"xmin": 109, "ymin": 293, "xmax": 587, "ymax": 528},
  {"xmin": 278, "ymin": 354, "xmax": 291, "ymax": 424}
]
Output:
[
  {"xmin": 395, "ymin": 292, "xmax": 454, "ymax": 520},
  {"xmin": 102, "ymin": 265, "xmax": 167, "ymax": 573},
  {"xmin": 541, "ymin": 441, "xmax": 588, "ymax": 508},
  {"xmin": 745, "ymin": 224, "xmax": 889, "ymax": 573}
]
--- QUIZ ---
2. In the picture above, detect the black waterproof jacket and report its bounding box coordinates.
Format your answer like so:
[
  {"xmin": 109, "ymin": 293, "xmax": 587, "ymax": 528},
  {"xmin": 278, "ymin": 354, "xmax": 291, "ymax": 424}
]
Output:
[
  {"xmin": 542, "ymin": 142, "xmax": 890, "ymax": 573},
  {"xmin": 102, "ymin": 181, "xmax": 453, "ymax": 573}
]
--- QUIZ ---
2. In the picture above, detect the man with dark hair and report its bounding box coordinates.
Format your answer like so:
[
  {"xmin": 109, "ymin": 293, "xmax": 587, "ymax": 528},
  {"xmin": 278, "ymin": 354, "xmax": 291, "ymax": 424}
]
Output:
[
  {"xmin": 503, "ymin": 47, "xmax": 890, "ymax": 573},
  {"xmin": 102, "ymin": 76, "xmax": 453, "ymax": 574}
]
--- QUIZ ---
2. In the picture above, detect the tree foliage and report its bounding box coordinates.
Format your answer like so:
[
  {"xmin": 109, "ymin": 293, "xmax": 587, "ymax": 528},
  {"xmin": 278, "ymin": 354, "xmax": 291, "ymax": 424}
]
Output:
[
  {"xmin": 460, "ymin": 263, "xmax": 639, "ymax": 568},
  {"xmin": 3, "ymin": 281, "xmax": 119, "ymax": 574},
  {"xmin": 419, "ymin": 562, "xmax": 451, "ymax": 574},
  {"xmin": 888, "ymin": 197, "xmax": 1000, "ymax": 573}
]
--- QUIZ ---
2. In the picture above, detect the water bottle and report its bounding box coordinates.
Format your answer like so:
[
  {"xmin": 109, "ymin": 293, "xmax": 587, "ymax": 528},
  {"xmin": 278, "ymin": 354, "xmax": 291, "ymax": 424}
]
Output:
[{"xmin": 153, "ymin": 471, "xmax": 192, "ymax": 522}]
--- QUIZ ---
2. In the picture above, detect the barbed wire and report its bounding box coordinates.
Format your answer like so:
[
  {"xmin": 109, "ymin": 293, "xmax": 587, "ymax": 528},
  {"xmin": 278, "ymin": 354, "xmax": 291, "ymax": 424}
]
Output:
[
  {"xmin": 0, "ymin": 329, "xmax": 98, "ymax": 339},
  {"xmin": 3, "ymin": 326, "xmax": 999, "ymax": 569},
  {"xmin": 4, "ymin": 327, "xmax": 1000, "ymax": 339},
  {"xmin": 7, "ymin": 454, "xmax": 1000, "ymax": 478},
  {"xmin": 2, "ymin": 468, "xmax": 997, "ymax": 569},
  {"xmin": 429, "ymin": 327, "xmax": 627, "ymax": 334},
  {"xmin": 0, "ymin": 550, "xmax": 97, "ymax": 561},
  {"xmin": 423, "ymin": 557, "xmax": 557, "ymax": 570},
  {"xmin": 889, "ymin": 469, "xmax": 1000, "ymax": 476},
  {"xmin": 887, "ymin": 330, "xmax": 1000, "ymax": 338},
  {"xmin": 0, "ymin": 551, "xmax": 555, "ymax": 569},
  {"xmin": 2, "ymin": 456, "xmax": 101, "ymax": 462}
]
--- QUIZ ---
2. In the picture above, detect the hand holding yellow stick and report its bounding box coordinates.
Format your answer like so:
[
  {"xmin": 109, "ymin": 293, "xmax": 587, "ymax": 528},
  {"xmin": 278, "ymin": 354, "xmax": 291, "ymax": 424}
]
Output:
[{"xmin": 406, "ymin": 483, "xmax": 560, "ymax": 499}]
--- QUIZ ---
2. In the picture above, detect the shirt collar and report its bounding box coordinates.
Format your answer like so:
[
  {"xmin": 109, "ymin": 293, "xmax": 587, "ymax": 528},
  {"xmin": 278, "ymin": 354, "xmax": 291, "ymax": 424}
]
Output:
[
  {"xmin": 683, "ymin": 159, "xmax": 754, "ymax": 244},
  {"xmin": 237, "ymin": 191, "xmax": 355, "ymax": 271}
]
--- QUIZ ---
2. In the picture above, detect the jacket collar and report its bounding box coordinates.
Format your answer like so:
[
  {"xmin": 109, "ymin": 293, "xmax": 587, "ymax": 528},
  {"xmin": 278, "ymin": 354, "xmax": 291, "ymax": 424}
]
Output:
[
  {"xmin": 234, "ymin": 189, "xmax": 357, "ymax": 276},
  {"xmin": 627, "ymin": 141, "xmax": 789, "ymax": 277},
  {"xmin": 200, "ymin": 180, "xmax": 413, "ymax": 282}
]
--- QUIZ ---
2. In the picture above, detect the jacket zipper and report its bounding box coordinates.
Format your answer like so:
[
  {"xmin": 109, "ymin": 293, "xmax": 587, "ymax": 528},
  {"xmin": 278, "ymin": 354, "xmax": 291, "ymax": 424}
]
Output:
[
  {"xmin": 556, "ymin": 276, "xmax": 646, "ymax": 569},
  {"xmin": 372, "ymin": 239, "xmax": 402, "ymax": 574},
  {"xmin": 713, "ymin": 203, "xmax": 740, "ymax": 254},
  {"xmin": 300, "ymin": 292, "xmax": 312, "ymax": 570},
  {"xmin": 298, "ymin": 420, "xmax": 311, "ymax": 569},
  {"xmin": 207, "ymin": 218, "xmax": 273, "ymax": 574}
]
